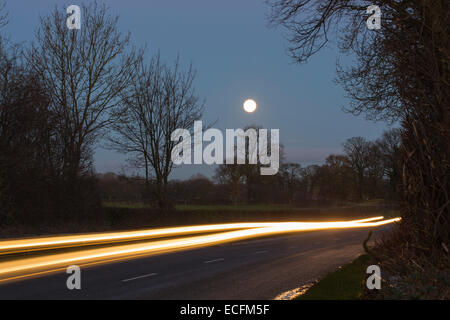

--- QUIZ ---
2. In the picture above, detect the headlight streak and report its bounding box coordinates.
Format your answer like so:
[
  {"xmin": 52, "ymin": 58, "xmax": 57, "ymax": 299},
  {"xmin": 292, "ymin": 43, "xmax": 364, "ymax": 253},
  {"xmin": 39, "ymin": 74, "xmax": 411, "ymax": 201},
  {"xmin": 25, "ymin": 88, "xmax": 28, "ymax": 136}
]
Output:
[
  {"xmin": 0, "ymin": 216, "xmax": 400, "ymax": 283},
  {"xmin": 0, "ymin": 222, "xmax": 281, "ymax": 255},
  {"xmin": 0, "ymin": 217, "xmax": 386, "ymax": 255}
]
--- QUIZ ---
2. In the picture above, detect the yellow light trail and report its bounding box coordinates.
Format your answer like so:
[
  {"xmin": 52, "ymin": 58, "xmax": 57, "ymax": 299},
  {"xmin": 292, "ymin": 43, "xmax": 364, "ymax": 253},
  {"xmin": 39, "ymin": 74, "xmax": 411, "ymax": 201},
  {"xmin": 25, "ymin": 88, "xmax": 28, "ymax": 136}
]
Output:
[
  {"xmin": 0, "ymin": 216, "xmax": 400, "ymax": 283},
  {"xmin": 0, "ymin": 217, "xmax": 386, "ymax": 255},
  {"xmin": 0, "ymin": 222, "xmax": 280, "ymax": 255}
]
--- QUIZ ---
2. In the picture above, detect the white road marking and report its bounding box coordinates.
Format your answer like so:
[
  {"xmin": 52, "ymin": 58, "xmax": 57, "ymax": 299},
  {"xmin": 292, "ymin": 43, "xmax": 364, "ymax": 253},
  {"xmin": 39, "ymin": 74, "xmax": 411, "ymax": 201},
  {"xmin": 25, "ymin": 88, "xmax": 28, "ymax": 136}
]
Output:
[
  {"xmin": 254, "ymin": 250, "xmax": 268, "ymax": 254},
  {"xmin": 204, "ymin": 258, "xmax": 224, "ymax": 264},
  {"xmin": 122, "ymin": 272, "xmax": 157, "ymax": 282}
]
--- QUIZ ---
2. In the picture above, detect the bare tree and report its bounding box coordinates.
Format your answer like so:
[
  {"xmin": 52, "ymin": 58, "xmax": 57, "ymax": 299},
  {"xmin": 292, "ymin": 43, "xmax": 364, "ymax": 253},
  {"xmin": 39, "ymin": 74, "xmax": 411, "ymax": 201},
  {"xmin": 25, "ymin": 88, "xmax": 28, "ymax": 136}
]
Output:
[
  {"xmin": 279, "ymin": 163, "xmax": 302, "ymax": 204},
  {"xmin": 239, "ymin": 125, "xmax": 262, "ymax": 202},
  {"xmin": 0, "ymin": 35, "xmax": 68, "ymax": 224},
  {"xmin": 268, "ymin": 0, "xmax": 449, "ymax": 265},
  {"xmin": 0, "ymin": 1, "xmax": 7, "ymax": 30},
  {"xmin": 343, "ymin": 136, "xmax": 371, "ymax": 200},
  {"xmin": 214, "ymin": 162, "xmax": 244, "ymax": 205},
  {"xmin": 376, "ymin": 128, "xmax": 402, "ymax": 197},
  {"xmin": 110, "ymin": 53, "xmax": 204, "ymax": 208},
  {"xmin": 323, "ymin": 155, "xmax": 354, "ymax": 201},
  {"xmin": 28, "ymin": 2, "xmax": 137, "ymax": 183}
]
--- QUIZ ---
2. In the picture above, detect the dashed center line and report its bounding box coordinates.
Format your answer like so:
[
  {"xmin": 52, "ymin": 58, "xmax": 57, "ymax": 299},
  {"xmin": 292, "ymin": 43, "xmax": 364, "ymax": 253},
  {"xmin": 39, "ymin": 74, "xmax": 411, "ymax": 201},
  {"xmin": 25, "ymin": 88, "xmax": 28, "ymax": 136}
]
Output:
[
  {"xmin": 204, "ymin": 258, "xmax": 224, "ymax": 264},
  {"xmin": 122, "ymin": 272, "xmax": 157, "ymax": 282},
  {"xmin": 254, "ymin": 250, "xmax": 268, "ymax": 254}
]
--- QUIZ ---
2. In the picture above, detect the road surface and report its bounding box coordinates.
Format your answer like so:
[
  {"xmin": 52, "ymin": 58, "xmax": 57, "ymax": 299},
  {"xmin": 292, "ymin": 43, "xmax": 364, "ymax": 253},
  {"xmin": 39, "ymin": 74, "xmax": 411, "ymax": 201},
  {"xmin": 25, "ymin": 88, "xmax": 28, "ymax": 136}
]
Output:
[{"xmin": 0, "ymin": 227, "xmax": 390, "ymax": 299}]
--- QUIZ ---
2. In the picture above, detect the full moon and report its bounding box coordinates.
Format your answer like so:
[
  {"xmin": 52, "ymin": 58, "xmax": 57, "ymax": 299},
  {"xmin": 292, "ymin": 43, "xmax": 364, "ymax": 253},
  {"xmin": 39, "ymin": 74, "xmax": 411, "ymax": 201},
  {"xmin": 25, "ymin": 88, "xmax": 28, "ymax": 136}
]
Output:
[{"xmin": 243, "ymin": 99, "xmax": 257, "ymax": 113}]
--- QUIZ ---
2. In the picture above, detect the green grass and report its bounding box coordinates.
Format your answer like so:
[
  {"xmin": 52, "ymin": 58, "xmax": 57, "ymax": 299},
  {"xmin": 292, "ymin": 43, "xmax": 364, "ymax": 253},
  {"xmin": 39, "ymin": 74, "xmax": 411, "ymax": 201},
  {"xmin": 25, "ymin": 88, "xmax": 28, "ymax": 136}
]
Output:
[{"xmin": 297, "ymin": 254, "xmax": 370, "ymax": 300}]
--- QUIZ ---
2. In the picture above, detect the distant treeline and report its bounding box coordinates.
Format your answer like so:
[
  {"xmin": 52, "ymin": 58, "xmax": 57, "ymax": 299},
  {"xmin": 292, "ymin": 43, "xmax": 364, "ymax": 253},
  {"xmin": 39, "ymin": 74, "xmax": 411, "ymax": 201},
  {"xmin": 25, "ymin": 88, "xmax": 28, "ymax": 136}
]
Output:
[{"xmin": 98, "ymin": 128, "xmax": 402, "ymax": 206}]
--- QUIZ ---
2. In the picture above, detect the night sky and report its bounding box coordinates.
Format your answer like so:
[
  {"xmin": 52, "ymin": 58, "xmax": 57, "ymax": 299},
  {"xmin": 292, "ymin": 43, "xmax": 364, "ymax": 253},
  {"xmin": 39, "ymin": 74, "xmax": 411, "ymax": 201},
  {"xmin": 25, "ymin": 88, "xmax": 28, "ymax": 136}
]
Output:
[{"xmin": 3, "ymin": 0, "xmax": 391, "ymax": 179}]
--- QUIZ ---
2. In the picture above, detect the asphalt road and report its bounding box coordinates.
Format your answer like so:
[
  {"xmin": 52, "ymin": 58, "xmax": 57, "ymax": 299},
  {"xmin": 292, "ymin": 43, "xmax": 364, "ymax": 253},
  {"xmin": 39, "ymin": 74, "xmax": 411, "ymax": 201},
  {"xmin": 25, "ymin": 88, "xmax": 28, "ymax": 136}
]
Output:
[{"xmin": 0, "ymin": 226, "xmax": 390, "ymax": 299}]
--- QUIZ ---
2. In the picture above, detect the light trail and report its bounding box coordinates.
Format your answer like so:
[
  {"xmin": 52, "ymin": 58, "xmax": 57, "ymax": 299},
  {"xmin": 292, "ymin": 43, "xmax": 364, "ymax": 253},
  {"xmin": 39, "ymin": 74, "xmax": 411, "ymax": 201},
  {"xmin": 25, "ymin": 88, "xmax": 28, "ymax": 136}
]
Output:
[
  {"xmin": 0, "ymin": 222, "xmax": 281, "ymax": 255},
  {"xmin": 0, "ymin": 216, "xmax": 400, "ymax": 282},
  {"xmin": 0, "ymin": 217, "xmax": 386, "ymax": 255}
]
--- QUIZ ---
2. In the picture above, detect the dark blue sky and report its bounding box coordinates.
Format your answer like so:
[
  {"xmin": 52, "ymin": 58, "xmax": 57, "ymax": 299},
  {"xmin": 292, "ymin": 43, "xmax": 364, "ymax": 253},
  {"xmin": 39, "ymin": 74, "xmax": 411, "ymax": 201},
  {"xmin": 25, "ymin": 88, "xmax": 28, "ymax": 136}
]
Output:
[{"xmin": 3, "ymin": 0, "xmax": 390, "ymax": 179}]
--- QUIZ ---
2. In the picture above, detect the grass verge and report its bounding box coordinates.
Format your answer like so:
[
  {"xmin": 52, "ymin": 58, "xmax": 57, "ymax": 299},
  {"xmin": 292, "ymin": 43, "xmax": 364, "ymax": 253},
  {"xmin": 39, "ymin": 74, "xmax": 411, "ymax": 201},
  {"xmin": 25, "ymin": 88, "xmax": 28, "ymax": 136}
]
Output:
[{"xmin": 297, "ymin": 254, "xmax": 370, "ymax": 300}]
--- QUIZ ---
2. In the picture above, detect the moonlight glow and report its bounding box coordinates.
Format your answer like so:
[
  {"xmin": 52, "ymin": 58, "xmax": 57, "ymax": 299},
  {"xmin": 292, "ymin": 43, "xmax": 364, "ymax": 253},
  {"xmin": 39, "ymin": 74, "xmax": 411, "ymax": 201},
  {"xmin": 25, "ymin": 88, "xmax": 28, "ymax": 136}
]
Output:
[{"xmin": 243, "ymin": 99, "xmax": 257, "ymax": 113}]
